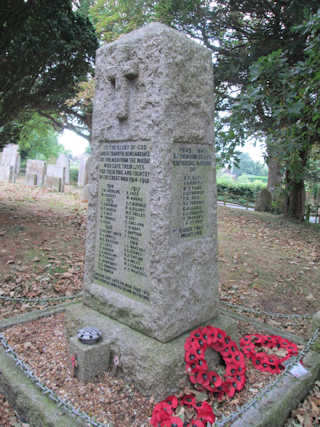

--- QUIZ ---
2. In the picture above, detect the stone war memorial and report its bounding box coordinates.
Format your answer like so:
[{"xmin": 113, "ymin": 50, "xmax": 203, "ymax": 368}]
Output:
[{"xmin": 67, "ymin": 22, "xmax": 235, "ymax": 399}]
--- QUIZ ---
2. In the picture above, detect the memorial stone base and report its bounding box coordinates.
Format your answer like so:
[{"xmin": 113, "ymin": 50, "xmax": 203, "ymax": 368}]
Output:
[{"xmin": 65, "ymin": 303, "xmax": 238, "ymax": 400}]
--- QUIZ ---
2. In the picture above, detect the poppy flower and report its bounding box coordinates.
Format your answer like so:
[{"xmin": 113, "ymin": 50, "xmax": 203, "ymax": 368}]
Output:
[
  {"xmin": 224, "ymin": 350, "xmax": 246, "ymax": 367},
  {"xmin": 151, "ymin": 402, "xmax": 173, "ymax": 426},
  {"xmin": 180, "ymin": 394, "xmax": 196, "ymax": 408},
  {"xmin": 221, "ymin": 379, "xmax": 236, "ymax": 398},
  {"xmin": 229, "ymin": 374, "xmax": 246, "ymax": 391},
  {"xmin": 164, "ymin": 395, "xmax": 179, "ymax": 410},
  {"xmin": 160, "ymin": 416, "xmax": 184, "ymax": 427},
  {"xmin": 225, "ymin": 362, "xmax": 246, "ymax": 377},
  {"xmin": 251, "ymin": 353, "xmax": 267, "ymax": 372},
  {"xmin": 206, "ymin": 370, "xmax": 223, "ymax": 391},
  {"xmin": 185, "ymin": 349, "xmax": 200, "ymax": 365},
  {"xmin": 187, "ymin": 420, "xmax": 205, "ymax": 427},
  {"xmin": 195, "ymin": 401, "xmax": 216, "ymax": 424},
  {"xmin": 212, "ymin": 385, "xmax": 226, "ymax": 400},
  {"xmin": 189, "ymin": 328, "xmax": 205, "ymax": 342}
]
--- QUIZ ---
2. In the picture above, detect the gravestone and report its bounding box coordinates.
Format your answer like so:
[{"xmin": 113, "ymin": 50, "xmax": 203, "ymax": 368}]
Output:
[
  {"xmin": 25, "ymin": 160, "xmax": 46, "ymax": 186},
  {"xmin": 46, "ymin": 164, "xmax": 65, "ymax": 192},
  {"xmin": 255, "ymin": 188, "xmax": 272, "ymax": 212},
  {"xmin": 56, "ymin": 153, "xmax": 70, "ymax": 184},
  {"xmin": 78, "ymin": 154, "xmax": 91, "ymax": 187},
  {"xmin": 0, "ymin": 166, "xmax": 14, "ymax": 183},
  {"xmin": 1, "ymin": 144, "xmax": 20, "ymax": 178},
  {"xmin": 66, "ymin": 22, "xmax": 231, "ymax": 398}
]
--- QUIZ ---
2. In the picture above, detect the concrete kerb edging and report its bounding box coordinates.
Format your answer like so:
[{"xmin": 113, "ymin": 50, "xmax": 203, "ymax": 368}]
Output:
[
  {"xmin": 0, "ymin": 304, "xmax": 319, "ymax": 426},
  {"xmin": 230, "ymin": 350, "xmax": 320, "ymax": 427},
  {"xmin": 0, "ymin": 302, "xmax": 88, "ymax": 427}
]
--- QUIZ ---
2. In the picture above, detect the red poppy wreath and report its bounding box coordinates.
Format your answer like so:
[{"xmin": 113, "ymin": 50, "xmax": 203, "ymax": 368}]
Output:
[
  {"xmin": 184, "ymin": 326, "xmax": 246, "ymax": 399},
  {"xmin": 150, "ymin": 394, "xmax": 215, "ymax": 427},
  {"xmin": 239, "ymin": 334, "xmax": 298, "ymax": 373}
]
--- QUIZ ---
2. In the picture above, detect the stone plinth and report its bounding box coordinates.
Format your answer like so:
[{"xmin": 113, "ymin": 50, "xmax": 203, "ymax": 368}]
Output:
[
  {"xmin": 25, "ymin": 159, "xmax": 46, "ymax": 186},
  {"xmin": 66, "ymin": 304, "xmax": 236, "ymax": 399},
  {"xmin": 84, "ymin": 22, "xmax": 218, "ymax": 344}
]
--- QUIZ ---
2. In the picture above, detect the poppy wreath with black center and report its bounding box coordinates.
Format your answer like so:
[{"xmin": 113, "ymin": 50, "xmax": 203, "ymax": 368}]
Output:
[
  {"xmin": 185, "ymin": 326, "xmax": 246, "ymax": 398},
  {"xmin": 150, "ymin": 393, "xmax": 215, "ymax": 427},
  {"xmin": 239, "ymin": 334, "xmax": 298, "ymax": 374}
]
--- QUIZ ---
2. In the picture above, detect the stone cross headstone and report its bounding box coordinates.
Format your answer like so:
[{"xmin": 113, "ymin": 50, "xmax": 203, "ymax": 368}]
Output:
[
  {"xmin": 46, "ymin": 164, "xmax": 65, "ymax": 192},
  {"xmin": 25, "ymin": 159, "xmax": 46, "ymax": 186},
  {"xmin": 68, "ymin": 23, "xmax": 227, "ymax": 399},
  {"xmin": 78, "ymin": 154, "xmax": 91, "ymax": 187},
  {"xmin": 56, "ymin": 153, "xmax": 70, "ymax": 184},
  {"xmin": 0, "ymin": 144, "xmax": 20, "ymax": 178}
]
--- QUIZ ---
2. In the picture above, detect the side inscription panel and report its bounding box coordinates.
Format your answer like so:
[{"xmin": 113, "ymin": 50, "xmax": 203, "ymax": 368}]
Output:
[{"xmin": 171, "ymin": 144, "xmax": 212, "ymax": 241}]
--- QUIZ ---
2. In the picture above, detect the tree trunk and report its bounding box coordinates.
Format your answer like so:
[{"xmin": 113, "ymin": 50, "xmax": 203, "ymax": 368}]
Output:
[
  {"xmin": 267, "ymin": 156, "xmax": 282, "ymax": 195},
  {"xmin": 284, "ymin": 172, "xmax": 306, "ymax": 221}
]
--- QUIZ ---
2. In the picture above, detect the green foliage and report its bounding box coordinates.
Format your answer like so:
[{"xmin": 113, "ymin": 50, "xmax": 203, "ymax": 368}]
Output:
[
  {"xmin": 217, "ymin": 178, "xmax": 266, "ymax": 205},
  {"xmin": 70, "ymin": 167, "xmax": 79, "ymax": 185},
  {"xmin": 1, "ymin": 0, "xmax": 98, "ymax": 149},
  {"xmin": 18, "ymin": 113, "xmax": 65, "ymax": 161},
  {"xmin": 238, "ymin": 174, "xmax": 267, "ymax": 184},
  {"xmin": 233, "ymin": 152, "xmax": 267, "ymax": 178}
]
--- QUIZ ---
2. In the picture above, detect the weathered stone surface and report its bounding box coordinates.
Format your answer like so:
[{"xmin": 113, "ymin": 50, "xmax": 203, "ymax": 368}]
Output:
[
  {"xmin": 78, "ymin": 154, "xmax": 91, "ymax": 186},
  {"xmin": 46, "ymin": 165, "xmax": 65, "ymax": 192},
  {"xmin": 0, "ymin": 344, "xmax": 83, "ymax": 426},
  {"xmin": 25, "ymin": 159, "xmax": 46, "ymax": 186},
  {"xmin": 0, "ymin": 165, "xmax": 14, "ymax": 182},
  {"xmin": 0, "ymin": 144, "xmax": 20, "ymax": 179},
  {"xmin": 66, "ymin": 303, "xmax": 237, "ymax": 400},
  {"xmin": 84, "ymin": 22, "xmax": 218, "ymax": 343},
  {"xmin": 80, "ymin": 184, "xmax": 90, "ymax": 202},
  {"xmin": 1, "ymin": 144, "xmax": 20, "ymax": 173},
  {"xmin": 56, "ymin": 153, "xmax": 70, "ymax": 184},
  {"xmin": 69, "ymin": 335, "xmax": 110, "ymax": 382},
  {"xmin": 255, "ymin": 188, "xmax": 272, "ymax": 212}
]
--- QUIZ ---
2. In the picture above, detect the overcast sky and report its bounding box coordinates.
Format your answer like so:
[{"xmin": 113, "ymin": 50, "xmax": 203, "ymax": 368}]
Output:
[{"xmin": 60, "ymin": 130, "xmax": 265, "ymax": 163}]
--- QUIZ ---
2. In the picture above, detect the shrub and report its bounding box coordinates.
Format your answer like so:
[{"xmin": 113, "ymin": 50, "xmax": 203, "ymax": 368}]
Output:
[
  {"xmin": 217, "ymin": 179, "xmax": 266, "ymax": 205},
  {"xmin": 70, "ymin": 167, "xmax": 79, "ymax": 185}
]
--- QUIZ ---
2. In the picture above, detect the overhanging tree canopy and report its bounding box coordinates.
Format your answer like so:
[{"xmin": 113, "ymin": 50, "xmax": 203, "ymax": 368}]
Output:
[{"xmin": 0, "ymin": 0, "xmax": 98, "ymax": 149}]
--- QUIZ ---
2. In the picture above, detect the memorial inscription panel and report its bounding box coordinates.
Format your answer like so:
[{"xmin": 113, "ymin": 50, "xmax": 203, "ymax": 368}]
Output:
[
  {"xmin": 93, "ymin": 142, "xmax": 151, "ymax": 302},
  {"xmin": 171, "ymin": 144, "xmax": 212, "ymax": 241}
]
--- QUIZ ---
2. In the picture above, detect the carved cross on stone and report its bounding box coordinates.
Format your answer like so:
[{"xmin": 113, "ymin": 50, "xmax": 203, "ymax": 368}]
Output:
[{"xmin": 104, "ymin": 60, "xmax": 139, "ymax": 121}]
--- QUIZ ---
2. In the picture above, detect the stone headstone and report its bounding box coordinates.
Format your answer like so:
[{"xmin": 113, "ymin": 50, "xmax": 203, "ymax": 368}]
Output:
[
  {"xmin": 46, "ymin": 164, "xmax": 65, "ymax": 192},
  {"xmin": 255, "ymin": 188, "xmax": 272, "ymax": 212},
  {"xmin": 0, "ymin": 166, "xmax": 14, "ymax": 183},
  {"xmin": 56, "ymin": 153, "xmax": 70, "ymax": 184},
  {"xmin": 1, "ymin": 144, "xmax": 20, "ymax": 177},
  {"xmin": 25, "ymin": 159, "xmax": 46, "ymax": 186},
  {"xmin": 78, "ymin": 154, "xmax": 91, "ymax": 187},
  {"xmin": 67, "ymin": 23, "xmax": 228, "ymax": 399}
]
